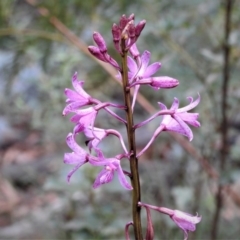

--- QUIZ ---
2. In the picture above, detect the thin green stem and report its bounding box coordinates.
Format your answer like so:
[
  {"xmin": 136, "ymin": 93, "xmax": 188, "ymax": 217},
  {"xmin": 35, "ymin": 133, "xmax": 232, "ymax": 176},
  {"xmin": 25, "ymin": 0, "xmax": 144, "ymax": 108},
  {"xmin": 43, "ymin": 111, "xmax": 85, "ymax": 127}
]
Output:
[{"xmin": 121, "ymin": 39, "xmax": 143, "ymax": 240}]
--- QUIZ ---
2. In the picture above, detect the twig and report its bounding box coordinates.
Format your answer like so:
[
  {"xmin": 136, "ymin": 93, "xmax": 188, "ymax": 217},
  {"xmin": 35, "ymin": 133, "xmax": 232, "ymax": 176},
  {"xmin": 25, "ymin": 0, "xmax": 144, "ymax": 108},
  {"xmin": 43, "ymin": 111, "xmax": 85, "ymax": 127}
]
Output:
[
  {"xmin": 211, "ymin": 0, "xmax": 233, "ymax": 239},
  {"xmin": 0, "ymin": 28, "xmax": 65, "ymax": 42}
]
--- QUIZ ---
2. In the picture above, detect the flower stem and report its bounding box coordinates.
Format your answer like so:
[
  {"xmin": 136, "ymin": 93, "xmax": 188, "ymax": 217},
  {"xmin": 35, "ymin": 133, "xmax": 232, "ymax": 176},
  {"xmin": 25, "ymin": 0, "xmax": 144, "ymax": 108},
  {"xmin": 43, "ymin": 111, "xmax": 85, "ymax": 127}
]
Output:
[{"xmin": 121, "ymin": 39, "xmax": 143, "ymax": 240}]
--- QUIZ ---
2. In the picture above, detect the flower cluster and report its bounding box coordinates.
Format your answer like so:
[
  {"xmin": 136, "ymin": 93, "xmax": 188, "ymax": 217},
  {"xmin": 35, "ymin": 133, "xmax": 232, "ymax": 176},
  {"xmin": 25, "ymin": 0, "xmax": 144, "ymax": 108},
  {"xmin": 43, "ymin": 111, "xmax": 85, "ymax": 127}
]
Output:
[{"xmin": 63, "ymin": 14, "xmax": 201, "ymax": 240}]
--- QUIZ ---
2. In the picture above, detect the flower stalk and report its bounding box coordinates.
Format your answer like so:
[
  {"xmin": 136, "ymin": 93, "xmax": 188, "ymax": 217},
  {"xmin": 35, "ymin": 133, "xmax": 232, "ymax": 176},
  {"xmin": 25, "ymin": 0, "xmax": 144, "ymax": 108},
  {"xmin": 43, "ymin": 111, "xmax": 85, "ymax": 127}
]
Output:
[{"xmin": 121, "ymin": 37, "xmax": 143, "ymax": 240}]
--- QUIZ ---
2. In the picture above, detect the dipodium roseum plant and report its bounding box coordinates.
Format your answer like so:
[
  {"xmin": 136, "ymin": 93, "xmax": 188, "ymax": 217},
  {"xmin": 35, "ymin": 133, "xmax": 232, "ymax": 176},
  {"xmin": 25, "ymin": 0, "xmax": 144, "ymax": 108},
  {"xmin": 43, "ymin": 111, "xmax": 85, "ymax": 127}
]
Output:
[{"xmin": 63, "ymin": 14, "xmax": 201, "ymax": 240}]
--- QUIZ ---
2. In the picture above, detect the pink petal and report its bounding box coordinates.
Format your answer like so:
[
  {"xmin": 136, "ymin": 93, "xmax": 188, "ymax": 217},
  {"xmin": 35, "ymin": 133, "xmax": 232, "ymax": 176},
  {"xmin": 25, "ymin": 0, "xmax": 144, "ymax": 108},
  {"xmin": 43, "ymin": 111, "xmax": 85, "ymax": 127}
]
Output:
[
  {"xmin": 73, "ymin": 124, "xmax": 85, "ymax": 135},
  {"xmin": 67, "ymin": 162, "xmax": 85, "ymax": 182},
  {"xmin": 173, "ymin": 115, "xmax": 193, "ymax": 141},
  {"xmin": 163, "ymin": 118, "xmax": 185, "ymax": 134},
  {"xmin": 117, "ymin": 165, "xmax": 133, "ymax": 190},
  {"xmin": 64, "ymin": 152, "xmax": 85, "ymax": 164},
  {"xmin": 84, "ymin": 127, "xmax": 106, "ymax": 139},
  {"xmin": 64, "ymin": 89, "xmax": 82, "ymax": 101},
  {"xmin": 144, "ymin": 62, "xmax": 161, "ymax": 78},
  {"xmin": 66, "ymin": 133, "xmax": 87, "ymax": 154},
  {"xmin": 75, "ymin": 107, "xmax": 95, "ymax": 116},
  {"xmin": 70, "ymin": 114, "xmax": 81, "ymax": 123},
  {"xmin": 140, "ymin": 51, "xmax": 151, "ymax": 75},
  {"xmin": 177, "ymin": 113, "xmax": 200, "ymax": 127},
  {"xmin": 79, "ymin": 111, "xmax": 97, "ymax": 127},
  {"xmin": 89, "ymin": 156, "xmax": 113, "ymax": 167},
  {"xmin": 171, "ymin": 98, "xmax": 179, "ymax": 110},
  {"xmin": 158, "ymin": 102, "xmax": 167, "ymax": 110},
  {"xmin": 71, "ymin": 72, "xmax": 90, "ymax": 98},
  {"xmin": 89, "ymin": 139, "xmax": 100, "ymax": 149},
  {"xmin": 161, "ymin": 114, "xmax": 172, "ymax": 125},
  {"xmin": 127, "ymin": 56, "xmax": 138, "ymax": 74},
  {"xmin": 132, "ymin": 85, "xmax": 140, "ymax": 109},
  {"xmin": 177, "ymin": 94, "xmax": 200, "ymax": 113},
  {"xmin": 172, "ymin": 210, "xmax": 201, "ymax": 231},
  {"xmin": 63, "ymin": 101, "xmax": 89, "ymax": 115},
  {"xmin": 95, "ymin": 148, "xmax": 105, "ymax": 160},
  {"xmin": 71, "ymin": 108, "xmax": 97, "ymax": 126},
  {"xmin": 129, "ymin": 43, "xmax": 140, "ymax": 58}
]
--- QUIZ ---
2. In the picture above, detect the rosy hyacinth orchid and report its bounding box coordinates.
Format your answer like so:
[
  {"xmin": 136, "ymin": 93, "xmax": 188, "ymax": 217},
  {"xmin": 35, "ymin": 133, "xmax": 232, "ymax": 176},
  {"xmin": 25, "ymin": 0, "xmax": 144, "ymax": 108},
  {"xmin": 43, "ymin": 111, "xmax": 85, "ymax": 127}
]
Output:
[
  {"xmin": 159, "ymin": 94, "xmax": 201, "ymax": 141},
  {"xmin": 71, "ymin": 102, "xmax": 126, "ymax": 134},
  {"xmin": 128, "ymin": 50, "xmax": 161, "ymax": 108},
  {"xmin": 171, "ymin": 210, "xmax": 202, "ymax": 240},
  {"xmin": 63, "ymin": 72, "xmax": 97, "ymax": 116},
  {"xmin": 138, "ymin": 202, "xmax": 201, "ymax": 240},
  {"xmin": 137, "ymin": 94, "xmax": 200, "ymax": 157},
  {"xmin": 89, "ymin": 151, "xmax": 132, "ymax": 190}
]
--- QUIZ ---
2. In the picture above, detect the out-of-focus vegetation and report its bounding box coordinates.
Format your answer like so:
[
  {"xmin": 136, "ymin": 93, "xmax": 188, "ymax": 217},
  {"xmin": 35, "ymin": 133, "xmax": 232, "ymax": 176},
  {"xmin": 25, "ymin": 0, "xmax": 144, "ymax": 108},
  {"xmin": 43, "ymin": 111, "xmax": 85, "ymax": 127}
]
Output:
[{"xmin": 0, "ymin": 0, "xmax": 239, "ymax": 239}]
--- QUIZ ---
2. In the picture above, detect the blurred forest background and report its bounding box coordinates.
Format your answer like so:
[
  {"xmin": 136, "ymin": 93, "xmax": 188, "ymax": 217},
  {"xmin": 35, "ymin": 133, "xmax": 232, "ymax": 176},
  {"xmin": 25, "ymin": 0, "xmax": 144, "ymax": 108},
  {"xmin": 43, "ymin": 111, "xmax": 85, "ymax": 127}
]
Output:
[{"xmin": 0, "ymin": 0, "xmax": 240, "ymax": 239}]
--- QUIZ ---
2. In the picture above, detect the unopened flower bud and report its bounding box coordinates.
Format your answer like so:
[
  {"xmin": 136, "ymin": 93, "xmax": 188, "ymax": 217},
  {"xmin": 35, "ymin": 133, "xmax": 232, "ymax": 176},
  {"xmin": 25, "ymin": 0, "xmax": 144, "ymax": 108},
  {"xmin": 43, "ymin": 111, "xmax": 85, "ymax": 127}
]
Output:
[
  {"xmin": 128, "ymin": 23, "xmax": 136, "ymax": 39},
  {"xmin": 128, "ymin": 13, "xmax": 135, "ymax": 21},
  {"xmin": 112, "ymin": 24, "xmax": 121, "ymax": 41},
  {"xmin": 112, "ymin": 24, "xmax": 121, "ymax": 53},
  {"xmin": 119, "ymin": 14, "xmax": 129, "ymax": 30},
  {"xmin": 93, "ymin": 32, "xmax": 107, "ymax": 53},
  {"xmin": 135, "ymin": 20, "xmax": 146, "ymax": 38},
  {"xmin": 150, "ymin": 76, "xmax": 179, "ymax": 89},
  {"xmin": 88, "ymin": 46, "xmax": 106, "ymax": 62},
  {"xmin": 130, "ymin": 77, "xmax": 179, "ymax": 90}
]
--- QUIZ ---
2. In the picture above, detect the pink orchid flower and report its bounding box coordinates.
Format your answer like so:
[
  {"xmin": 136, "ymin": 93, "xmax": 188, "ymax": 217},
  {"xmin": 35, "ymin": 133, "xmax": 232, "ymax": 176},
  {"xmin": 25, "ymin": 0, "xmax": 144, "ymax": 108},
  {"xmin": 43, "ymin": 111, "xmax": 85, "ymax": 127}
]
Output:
[
  {"xmin": 138, "ymin": 202, "xmax": 201, "ymax": 240},
  {"xmin": 63, "ymin": 72, "xmax": 96, "ymax": 116},
  {"xmin": 159, "ymin": 94, "xmax": 201, "ymax": 141},
  {"xmin": 89, "ymin": 150, "xmax": 132, "ymax": 190}
]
